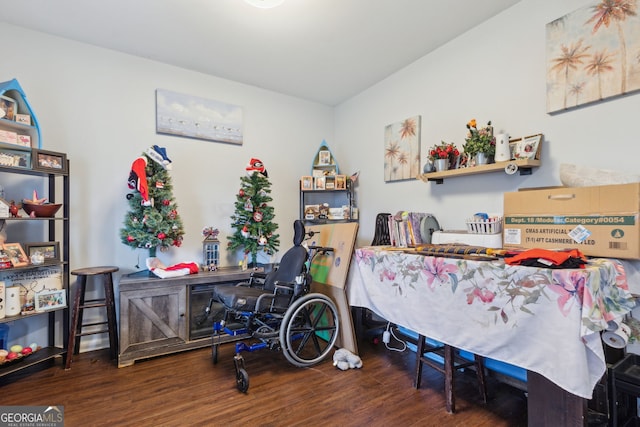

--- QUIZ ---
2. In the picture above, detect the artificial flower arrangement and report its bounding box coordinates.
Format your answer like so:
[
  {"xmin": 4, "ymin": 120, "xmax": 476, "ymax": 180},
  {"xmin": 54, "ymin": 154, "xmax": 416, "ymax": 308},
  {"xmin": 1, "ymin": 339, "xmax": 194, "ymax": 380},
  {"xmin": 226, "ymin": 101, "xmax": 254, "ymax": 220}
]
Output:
[
  {"xmin": 463, "ymin": 119, "xmax": 495, "ymax": 157},
  {"xmin": 428, "ymin": 141, "xmax": 459, "ymax": 163}
]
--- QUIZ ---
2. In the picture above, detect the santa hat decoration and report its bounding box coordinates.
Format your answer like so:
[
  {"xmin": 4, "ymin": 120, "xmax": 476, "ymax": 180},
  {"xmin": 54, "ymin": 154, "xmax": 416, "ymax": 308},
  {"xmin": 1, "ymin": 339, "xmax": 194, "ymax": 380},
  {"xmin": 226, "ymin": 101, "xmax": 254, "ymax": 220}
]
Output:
[
  {"xmin": 128, "ymin": 156, "xmax": 152, "ymax": 206},
  {"xmin": 246, "ymin": 158, "xmax": 268, "ymax": 177}
]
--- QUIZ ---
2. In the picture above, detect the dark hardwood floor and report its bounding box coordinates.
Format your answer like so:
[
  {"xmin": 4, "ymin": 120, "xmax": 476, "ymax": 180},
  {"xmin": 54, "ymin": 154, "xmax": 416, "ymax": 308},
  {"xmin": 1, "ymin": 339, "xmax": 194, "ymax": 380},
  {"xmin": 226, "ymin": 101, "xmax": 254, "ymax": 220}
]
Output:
[{"xmin": 0, "ymin": 334, "xmax": 528, "ymax": 426}]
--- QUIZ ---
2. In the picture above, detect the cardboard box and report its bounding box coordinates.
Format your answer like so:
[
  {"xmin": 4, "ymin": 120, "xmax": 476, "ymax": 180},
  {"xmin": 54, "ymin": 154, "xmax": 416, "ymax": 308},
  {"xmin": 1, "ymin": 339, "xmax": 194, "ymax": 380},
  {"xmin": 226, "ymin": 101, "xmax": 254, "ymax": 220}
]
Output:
[{"xmin": 503, "ymin": 183, "xmax": 640, "ymax": 259}]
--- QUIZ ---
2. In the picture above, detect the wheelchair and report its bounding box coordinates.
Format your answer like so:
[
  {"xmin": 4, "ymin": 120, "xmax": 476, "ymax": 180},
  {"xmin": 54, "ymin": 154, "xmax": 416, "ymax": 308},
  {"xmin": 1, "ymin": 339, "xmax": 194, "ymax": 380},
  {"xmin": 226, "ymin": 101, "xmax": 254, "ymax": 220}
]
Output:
[{"xmin": 210, "ymin": 220, "xmax": 340, "ymax": 392}]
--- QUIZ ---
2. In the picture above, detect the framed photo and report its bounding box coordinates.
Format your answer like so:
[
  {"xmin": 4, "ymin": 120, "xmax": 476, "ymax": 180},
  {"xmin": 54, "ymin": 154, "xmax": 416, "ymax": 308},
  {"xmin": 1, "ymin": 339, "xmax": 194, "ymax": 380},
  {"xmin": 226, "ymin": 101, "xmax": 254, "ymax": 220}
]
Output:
[
  {"xmin": 0, "ymin": 147, "xmax": 30, "ymax": 169},
  {"xmin": 35, "ymin": 289, "xmax": 66, "ymax": 312},
  {"xmin": 513, "ymin": 134, "xmax": 542, "ymax": 160},
  {"xmin": 0, "ymin": 95, "xmax": 17, "ymax": 121},
  {"xmin": 325, "ymin": 176, "xmax": 335, "ymax": 190},
  {"xmin": 15, "ymin": 113, "xmax": 31, "ymax": 125},
  {"xmin": 335, "ymin": 175, "xmax": 346, "ymax": 190},
  {"xmin": 32, "ymin": 149, "xmax": 68, "ymax": 174},
  {"xmin": 314, "ymin": 176, "xmax": 326, "ymax": 190},
  {"xmin": 25, "ymin": 242, "xmax": 59, "ymax": 262},
  {"xmin": 318, "ymin": 150, "xmax": 331, "ymax": 166},
  {"xmin": 3, "ymin": 243, "xmax": 29, "ymax": 267},
  {"xmin": 300, "ymin": 176, "xmax": 313, "ymax": 191}
]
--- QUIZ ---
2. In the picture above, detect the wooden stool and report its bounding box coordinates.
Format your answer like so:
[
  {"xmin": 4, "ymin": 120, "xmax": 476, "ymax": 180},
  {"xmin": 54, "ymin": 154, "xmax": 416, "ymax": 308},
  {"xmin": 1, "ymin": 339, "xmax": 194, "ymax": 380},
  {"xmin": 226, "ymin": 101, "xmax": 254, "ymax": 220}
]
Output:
[
  {"xmin": 65, "ymin": 266, "xmax": 119, "ymax": 369},
  {"xmin": 414, "ymin": 334, "xmax": 488, "ymax": 413}
]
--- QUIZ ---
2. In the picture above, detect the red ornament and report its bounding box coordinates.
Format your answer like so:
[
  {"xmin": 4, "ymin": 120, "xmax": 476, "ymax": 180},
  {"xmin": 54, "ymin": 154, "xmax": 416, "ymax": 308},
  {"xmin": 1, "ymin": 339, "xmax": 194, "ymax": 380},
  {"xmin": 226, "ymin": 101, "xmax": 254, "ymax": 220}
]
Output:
[
  {"xmin": 158, "ymin": 232, "xmax": 166, "ymax": 240},
  {"xmin": 173, "ymin": 239, "xmax": 182, "ymax": 247},
  {"xmin": 162, "ymin": 199, "xmax": 170, "ymax": 206},
  {"xmin": 127, "ymin": 235, "xmax": 135, "ymax": 242},
  {"xmin": 239, "ymin": 189, "xmax": 245, "ymax": 197},
  {"xmin": 253, "ymin": 211, "xmax": 263, "ymax": 222}
]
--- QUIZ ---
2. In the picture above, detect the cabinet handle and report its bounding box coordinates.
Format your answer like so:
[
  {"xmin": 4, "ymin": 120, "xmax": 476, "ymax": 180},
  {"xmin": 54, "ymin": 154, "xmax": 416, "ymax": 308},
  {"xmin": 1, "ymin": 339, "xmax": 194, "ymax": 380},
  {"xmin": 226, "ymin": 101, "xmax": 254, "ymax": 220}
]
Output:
[{"xmin": 180, "ymin": 313, "xmax": 185, "ymax": 317}]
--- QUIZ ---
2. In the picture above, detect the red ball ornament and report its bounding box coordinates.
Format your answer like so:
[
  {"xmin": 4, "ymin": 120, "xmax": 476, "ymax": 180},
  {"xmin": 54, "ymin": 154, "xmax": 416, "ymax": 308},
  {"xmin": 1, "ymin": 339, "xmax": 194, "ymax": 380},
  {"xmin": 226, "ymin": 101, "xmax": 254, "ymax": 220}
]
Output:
[
  {"xmin": 162, "ymin": 199, "xmax": 170, "ymax": 206},
  {"xmin": 158, "ymin": 232, "xmax": 167, "ymax": 240},
  {"xmin": 127, "ymin": 235, "xmax": 135, "ymax": 242},
  {"xmin": 253, "ymin": 211, "xmax": 263, "ymax": 222},
  {"xmin": 239, "ymin": 189, "xmax": 245, "ymax": 197}
]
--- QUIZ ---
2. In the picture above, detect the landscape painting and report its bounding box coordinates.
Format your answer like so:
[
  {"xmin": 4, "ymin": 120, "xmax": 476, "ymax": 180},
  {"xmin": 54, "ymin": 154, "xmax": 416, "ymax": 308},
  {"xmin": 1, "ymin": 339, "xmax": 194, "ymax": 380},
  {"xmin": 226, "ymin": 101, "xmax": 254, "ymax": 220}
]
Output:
[
  {"xmin": 384, "ymin": 115, "xmax": 421, "ymax": 182},
  {"xmin": 156, "ymin": 89, "xmax": 243, "ymax": 144},
  {"xmin": 546, "ymin": 1, "xmax": 640, "ymax": 113}
]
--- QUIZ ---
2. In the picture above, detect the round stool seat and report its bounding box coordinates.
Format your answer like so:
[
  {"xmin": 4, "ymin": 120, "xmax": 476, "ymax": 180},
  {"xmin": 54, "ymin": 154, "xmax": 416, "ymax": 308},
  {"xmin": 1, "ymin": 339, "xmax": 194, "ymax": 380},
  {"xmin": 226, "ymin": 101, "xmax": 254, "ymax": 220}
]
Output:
[{"xmin": 71, "ymin": 266, "xmax": 119, "ymax": 276}]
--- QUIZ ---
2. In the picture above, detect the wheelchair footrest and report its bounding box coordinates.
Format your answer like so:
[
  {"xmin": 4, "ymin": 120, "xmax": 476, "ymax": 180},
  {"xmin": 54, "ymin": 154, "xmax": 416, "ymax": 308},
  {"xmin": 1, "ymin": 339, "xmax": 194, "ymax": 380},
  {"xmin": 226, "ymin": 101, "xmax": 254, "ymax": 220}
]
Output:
[{"xmin": 236, "ymin": 341, "xmax": 268, "ymax": 354}]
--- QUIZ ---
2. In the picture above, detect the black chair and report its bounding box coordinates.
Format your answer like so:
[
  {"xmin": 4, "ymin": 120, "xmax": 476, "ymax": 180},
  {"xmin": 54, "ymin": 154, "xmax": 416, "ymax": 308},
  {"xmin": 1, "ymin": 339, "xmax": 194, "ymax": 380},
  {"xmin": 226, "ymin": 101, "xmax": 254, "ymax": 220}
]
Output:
[{"xmin": 211, "ymin": 220, "xmax": 340, "ymax": 393}]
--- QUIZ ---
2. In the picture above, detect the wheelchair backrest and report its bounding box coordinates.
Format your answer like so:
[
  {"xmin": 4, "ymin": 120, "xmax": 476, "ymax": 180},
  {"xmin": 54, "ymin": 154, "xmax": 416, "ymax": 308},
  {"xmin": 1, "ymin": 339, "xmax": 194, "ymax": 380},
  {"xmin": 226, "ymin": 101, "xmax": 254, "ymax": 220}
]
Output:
[{"xmin": 263, "ymin": 220, "xmax": 308, "ymax": 291}]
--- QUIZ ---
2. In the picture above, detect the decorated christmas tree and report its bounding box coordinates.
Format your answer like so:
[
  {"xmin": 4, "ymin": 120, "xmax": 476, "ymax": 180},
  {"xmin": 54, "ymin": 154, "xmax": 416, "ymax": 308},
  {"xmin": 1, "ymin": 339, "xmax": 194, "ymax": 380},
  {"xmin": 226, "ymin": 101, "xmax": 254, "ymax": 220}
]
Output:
[
  {"xmin": 228, "ymin": 159, "xmax": 280, "ymax": 266},
  {"xmin": 120, "ymin": 146, "xmax": 185, "ymax": 257}
]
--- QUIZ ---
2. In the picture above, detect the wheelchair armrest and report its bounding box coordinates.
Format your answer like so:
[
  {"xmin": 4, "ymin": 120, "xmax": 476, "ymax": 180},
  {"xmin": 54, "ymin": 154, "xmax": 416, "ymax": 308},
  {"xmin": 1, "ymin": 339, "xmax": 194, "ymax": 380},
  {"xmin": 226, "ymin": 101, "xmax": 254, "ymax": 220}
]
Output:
[{"xmin": 273, "ymin": 280, "xmax": 295, "ymax": 294}]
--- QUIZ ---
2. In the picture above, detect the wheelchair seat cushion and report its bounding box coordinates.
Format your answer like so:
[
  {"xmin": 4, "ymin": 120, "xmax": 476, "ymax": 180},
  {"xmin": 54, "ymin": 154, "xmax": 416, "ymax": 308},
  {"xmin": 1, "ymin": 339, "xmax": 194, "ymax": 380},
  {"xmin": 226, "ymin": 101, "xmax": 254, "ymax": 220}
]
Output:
[{"xmin": 215, "ymin": 285, "xmax": 285, "ymax": 312}]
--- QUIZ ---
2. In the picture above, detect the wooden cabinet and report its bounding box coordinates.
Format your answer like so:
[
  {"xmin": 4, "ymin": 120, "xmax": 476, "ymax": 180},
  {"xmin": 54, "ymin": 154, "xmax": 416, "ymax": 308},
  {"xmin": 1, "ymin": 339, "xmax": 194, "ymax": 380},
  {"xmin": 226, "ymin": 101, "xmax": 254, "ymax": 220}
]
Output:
[
  {"xmin": 118, "ymin": 267, "xmax": 251, "ymax": 367},
  {"xmin": 0, "ymin": 162, "xmax": 70, "ymax": 378}
]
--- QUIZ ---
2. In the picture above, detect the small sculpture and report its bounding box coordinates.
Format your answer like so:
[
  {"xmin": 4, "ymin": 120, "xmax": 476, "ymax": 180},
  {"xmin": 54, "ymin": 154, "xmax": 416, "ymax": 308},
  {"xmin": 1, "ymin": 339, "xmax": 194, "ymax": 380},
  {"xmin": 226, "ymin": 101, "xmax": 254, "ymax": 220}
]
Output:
[{"xmin": 9, "ymin": 200, "xmax": 19, "ymax": 218}]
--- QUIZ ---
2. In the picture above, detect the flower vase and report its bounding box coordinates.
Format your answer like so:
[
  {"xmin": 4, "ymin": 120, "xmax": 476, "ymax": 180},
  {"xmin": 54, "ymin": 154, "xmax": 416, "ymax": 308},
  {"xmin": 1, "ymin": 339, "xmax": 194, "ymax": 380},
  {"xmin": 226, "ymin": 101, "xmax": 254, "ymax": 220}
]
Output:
[
  {"xmin": 475, "ymin": 152, "xmax": 490, "ymax": 165},
  {"xmin": 434, "ymin": 158, "xmax": 449, "ymax": 172}
]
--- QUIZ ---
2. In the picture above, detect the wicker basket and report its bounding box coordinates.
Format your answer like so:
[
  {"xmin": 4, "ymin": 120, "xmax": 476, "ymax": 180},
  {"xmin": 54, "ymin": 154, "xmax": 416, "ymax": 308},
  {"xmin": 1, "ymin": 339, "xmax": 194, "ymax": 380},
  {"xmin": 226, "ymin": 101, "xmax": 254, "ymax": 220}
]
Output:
[{"xmin": 466, "ymin": 217, "xmax": 503, "ymax": 234}]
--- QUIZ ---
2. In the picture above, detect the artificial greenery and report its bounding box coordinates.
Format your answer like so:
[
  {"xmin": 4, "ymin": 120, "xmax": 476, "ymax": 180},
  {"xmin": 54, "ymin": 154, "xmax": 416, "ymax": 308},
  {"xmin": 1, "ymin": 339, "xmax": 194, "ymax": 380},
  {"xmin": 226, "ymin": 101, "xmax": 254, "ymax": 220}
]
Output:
[
  {"xmin": 228, "ymin": 172, "xmax": 280, "ymax": 265},
  {"xmin": 463, "ymin": 119, "xmax": 495, "ymax": 157},
  {"xmin": 120, "ymin": 154, "xmax": 184, "ymax": 257}
]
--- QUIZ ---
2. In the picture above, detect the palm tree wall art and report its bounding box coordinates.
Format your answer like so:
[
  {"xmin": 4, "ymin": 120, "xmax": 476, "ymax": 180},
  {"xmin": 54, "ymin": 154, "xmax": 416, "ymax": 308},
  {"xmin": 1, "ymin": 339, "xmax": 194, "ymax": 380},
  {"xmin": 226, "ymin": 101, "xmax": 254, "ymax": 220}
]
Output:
[
  {"xmin": 384, "ymin": 115, "xmax": 421, "ymax": 182},
  {"xmin": 546, "ymin": 0, "xmax": 640, "ymax": 113}
]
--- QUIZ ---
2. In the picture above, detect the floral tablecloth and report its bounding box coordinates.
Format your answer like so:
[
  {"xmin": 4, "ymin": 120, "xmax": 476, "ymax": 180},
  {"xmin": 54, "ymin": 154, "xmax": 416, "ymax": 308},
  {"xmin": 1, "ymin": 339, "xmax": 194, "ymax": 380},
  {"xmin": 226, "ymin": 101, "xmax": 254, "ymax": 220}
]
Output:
[{"xmin": 347, "ymin": 247, "xmax": 636, "ymax": 398}]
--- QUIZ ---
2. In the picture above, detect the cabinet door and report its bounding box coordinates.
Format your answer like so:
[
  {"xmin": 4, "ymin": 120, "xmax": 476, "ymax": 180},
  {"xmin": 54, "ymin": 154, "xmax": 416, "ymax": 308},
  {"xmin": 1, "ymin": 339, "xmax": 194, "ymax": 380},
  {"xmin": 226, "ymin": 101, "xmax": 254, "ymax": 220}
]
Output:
[{"xmin": 120, "ymin": 285, "xmax": 187, "ymax": 352}]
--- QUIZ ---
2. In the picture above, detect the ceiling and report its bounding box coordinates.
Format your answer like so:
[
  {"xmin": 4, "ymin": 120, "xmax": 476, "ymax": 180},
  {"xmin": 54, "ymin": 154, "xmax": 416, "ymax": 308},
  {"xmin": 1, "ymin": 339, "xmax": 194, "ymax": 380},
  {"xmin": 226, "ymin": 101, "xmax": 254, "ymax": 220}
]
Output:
[{"xmin": 1, "ymin": 0, "xmax": 521, "ymax": 106}]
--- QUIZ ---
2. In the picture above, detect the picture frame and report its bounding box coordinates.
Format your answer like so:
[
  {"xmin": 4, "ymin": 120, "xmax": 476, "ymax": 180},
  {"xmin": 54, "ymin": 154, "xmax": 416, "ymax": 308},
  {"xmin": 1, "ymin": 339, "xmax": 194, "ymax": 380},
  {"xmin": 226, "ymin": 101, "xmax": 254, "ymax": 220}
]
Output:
[
  {"xmin": 510, "ymin": 134, "xmax": 542, "ymax": 160},
  {"xmin": 314, "ymin": 176, "xmax": 326, "ymax": 190},
  {"xmin": 15, "ymin": 113, "xmax": 31, "ymax": 125},
  {"xmin": 300, "ymin": 176, "xmax": 313, "ymax": 191},
  {"xmin": 25, "ymin": 242, "xmax": 59, "ymax": 262},
  {"xmin": 0, "ymin": 147, "xmax": 31, "ymax": 169},
  {"xmin": 3, "ymin": 243, "xmax": 29, "ymax": 267},
  {"xmin": 0, "ymin": 95, "xmax": 17, "ymax": 121},
  {"xmin": 35, "ymin": 289, "xmax": 66, "ymax": 312},
  {"xmin": 325, "ymin": 176, "xmax": 335, "ymax": 190},
  {"xmin": 318, "ymin": 150, "xmax": 331, "ymax": 166},
  {"xmin": 335, "ymin": 175, "xmax": 346, "ymax": 190},
  {"xmin": 32, "ymin": 149, "xmax": 68, "ymax": 174}
]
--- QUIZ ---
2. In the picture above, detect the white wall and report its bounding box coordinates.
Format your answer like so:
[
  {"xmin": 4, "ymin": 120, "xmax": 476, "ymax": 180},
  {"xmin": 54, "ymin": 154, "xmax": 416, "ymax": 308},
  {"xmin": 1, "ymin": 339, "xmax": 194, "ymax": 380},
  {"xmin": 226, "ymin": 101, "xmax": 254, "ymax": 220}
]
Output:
[
  {"xmin": 335, "ymin": 0, "xmax": 640, "ymax": 248},
  {"xmin": 0, "ymin": 24, "xmax": 333, "ymax": 349}
]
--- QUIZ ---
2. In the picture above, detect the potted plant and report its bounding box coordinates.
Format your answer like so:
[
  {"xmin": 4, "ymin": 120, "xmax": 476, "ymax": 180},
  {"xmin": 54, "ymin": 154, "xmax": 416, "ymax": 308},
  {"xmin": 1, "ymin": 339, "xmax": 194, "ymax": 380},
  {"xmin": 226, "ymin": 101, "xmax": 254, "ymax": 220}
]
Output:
[
  {"xmin": 428, "ymin": 141, "xmax": 459, "ymax": 171},
  {"xmin": 463, "ymin": 119, "xmax": 495, "ymax": 164}
]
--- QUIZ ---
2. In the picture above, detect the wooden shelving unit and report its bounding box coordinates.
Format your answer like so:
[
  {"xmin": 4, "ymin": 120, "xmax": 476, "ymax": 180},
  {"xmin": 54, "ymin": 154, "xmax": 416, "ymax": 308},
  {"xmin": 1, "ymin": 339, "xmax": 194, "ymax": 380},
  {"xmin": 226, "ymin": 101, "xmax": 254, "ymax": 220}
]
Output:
[{"xmin": 418, "ymin": 158, "xmax": 541, "ymax": 184}]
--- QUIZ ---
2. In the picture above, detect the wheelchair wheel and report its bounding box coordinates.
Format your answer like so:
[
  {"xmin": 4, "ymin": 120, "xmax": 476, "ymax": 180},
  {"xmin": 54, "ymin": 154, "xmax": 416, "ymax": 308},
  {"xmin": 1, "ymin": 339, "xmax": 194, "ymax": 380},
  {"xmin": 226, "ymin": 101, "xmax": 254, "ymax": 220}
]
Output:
[
  {"xmin": 279, "ymin": 293, "xmax": 339, "ymax": 367},
  {"xmin": 236, "ymin": 368, "xmax": 249, "ymax": 393}
]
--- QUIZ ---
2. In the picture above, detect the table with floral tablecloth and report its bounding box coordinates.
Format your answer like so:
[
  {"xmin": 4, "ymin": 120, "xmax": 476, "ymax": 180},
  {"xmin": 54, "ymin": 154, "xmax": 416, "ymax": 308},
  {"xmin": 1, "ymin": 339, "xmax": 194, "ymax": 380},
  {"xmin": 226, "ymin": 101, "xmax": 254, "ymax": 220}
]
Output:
[{"xmin": 347, "ymin": 247, "xmax": 636, "ymax": 399}]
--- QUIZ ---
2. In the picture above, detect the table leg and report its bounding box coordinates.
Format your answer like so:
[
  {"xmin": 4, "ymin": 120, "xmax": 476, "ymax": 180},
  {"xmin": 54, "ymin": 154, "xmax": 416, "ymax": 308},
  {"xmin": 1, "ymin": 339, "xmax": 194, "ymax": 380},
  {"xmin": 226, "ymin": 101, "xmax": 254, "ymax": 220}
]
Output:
[{"xmin": 528, "ymin": 371, "xmax": 587, "ymax": 426}]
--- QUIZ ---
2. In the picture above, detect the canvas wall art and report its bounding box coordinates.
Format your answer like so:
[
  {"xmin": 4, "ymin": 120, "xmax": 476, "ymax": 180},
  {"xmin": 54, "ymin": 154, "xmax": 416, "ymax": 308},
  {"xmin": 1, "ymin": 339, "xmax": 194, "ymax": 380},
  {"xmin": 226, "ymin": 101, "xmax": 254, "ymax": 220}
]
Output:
[
  {"xmin": 384, "ymin": 115, "xmax": 421, "ymax": 182},
  {"xmin": 546, "ymin": 1, "xmax": 640, "ymax": 113},
  {"xmin": 156, "ymin": 89, "xmax": 243, "ymax": 144}
]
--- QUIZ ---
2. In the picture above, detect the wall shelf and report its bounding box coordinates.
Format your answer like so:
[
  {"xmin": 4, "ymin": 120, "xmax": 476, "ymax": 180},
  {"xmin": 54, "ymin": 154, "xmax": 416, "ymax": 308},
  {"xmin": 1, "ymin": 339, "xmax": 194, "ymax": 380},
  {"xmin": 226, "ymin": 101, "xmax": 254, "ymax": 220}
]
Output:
[{"xmin": 417, "ymin": 158, "xmax": 541, "ymax": 184}]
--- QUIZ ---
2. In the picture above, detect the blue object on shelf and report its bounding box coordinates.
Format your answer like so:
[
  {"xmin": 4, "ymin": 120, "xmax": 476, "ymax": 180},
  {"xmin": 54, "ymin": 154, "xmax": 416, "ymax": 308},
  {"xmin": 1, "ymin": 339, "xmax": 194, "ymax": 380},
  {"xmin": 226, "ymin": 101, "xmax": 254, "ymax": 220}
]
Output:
[{"xmin": 0, "ymin": 78, "xmax": 42, "ymax": 149}]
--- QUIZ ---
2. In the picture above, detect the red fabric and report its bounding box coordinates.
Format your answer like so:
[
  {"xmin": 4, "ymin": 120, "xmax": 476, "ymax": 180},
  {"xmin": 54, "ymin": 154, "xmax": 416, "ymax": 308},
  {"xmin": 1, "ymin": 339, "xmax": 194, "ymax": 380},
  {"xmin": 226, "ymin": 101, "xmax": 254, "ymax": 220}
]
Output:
[
  {"xmin": 165, "ymin": 262, "xmax": 199, "ymax": 274},
  {"xmin": 504, "ymin": 248, "xmax": 586, "ymax": 267},
  {"xmin": 130, "ymin": 157, "xmax": 149, "ymax": 203}
]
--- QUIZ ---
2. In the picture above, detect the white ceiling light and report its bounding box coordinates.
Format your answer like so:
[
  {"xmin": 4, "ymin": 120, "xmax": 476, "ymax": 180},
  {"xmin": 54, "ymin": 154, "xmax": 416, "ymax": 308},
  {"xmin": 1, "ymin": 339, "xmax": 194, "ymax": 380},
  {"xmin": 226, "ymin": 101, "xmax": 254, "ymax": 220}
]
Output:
[{"xmin": 244, "ymin": 0, "xmax": 285, "ymax": 8}]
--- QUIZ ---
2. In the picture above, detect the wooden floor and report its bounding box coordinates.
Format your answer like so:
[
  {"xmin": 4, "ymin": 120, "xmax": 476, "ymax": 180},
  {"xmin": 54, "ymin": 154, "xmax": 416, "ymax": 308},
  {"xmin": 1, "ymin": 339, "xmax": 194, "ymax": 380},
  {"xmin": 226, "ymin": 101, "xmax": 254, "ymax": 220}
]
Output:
[{"xmin": 0, "ymin": 335, "xmax": 528, "ymax": 426}]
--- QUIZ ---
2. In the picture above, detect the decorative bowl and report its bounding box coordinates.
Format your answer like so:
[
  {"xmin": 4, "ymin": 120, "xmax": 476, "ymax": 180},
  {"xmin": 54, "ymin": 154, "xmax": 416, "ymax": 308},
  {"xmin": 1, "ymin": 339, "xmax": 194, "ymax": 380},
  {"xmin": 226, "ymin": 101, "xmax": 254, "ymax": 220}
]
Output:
[{"xmin": 21, "ymin": 201, "xmax": 62, "ymax": 217}]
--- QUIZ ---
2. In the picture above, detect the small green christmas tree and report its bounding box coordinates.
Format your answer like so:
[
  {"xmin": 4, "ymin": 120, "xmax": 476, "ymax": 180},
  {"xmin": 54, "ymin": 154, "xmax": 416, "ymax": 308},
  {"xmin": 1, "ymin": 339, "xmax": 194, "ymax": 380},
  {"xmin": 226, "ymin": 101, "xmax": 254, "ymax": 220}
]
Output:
[
  {"xmin": 228, "ymin": 171, "xmax": 280, "ymax": 266},
  {"xmin": 120, "ymin": 152, "xmax": 185, "ymax": 257}
]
